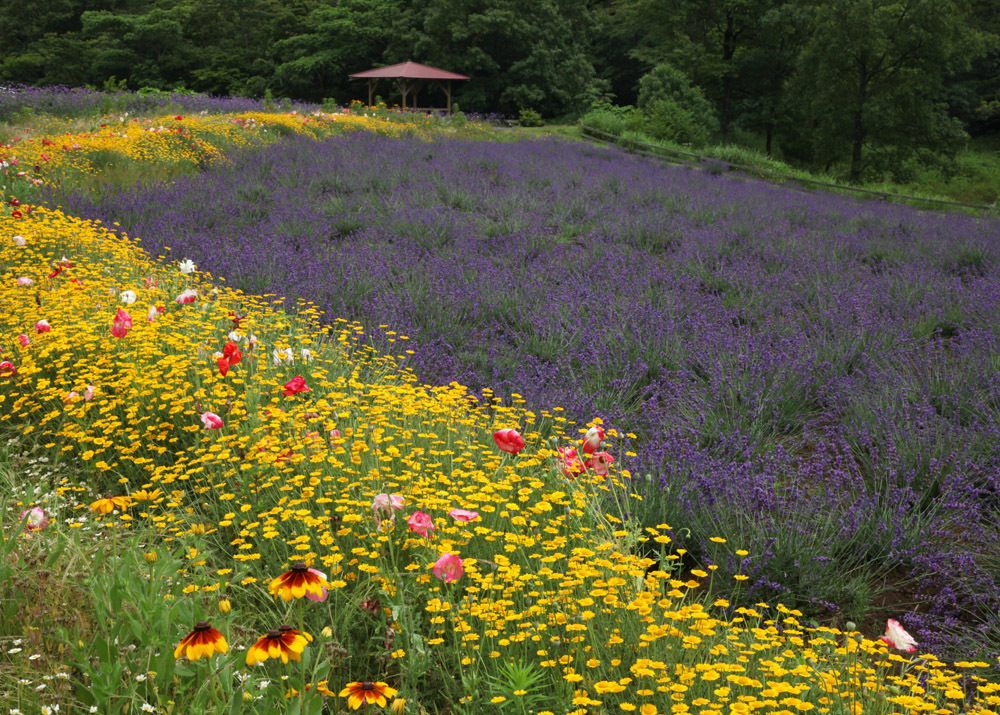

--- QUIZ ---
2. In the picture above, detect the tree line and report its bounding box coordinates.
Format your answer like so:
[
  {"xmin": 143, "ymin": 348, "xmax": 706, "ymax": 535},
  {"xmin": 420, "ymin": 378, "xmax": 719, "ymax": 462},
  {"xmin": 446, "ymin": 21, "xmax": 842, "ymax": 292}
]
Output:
[{"xmin": 2, "ymin": 0, "xmax": 997, "ymax": 181}]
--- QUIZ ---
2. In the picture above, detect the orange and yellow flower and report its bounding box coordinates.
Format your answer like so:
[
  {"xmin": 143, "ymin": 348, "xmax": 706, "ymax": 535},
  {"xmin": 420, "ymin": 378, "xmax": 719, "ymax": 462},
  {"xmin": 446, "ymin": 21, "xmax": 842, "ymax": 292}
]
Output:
[
  {"xmin": 89, "ymin": 494, "xmax": 132, "ymax": 514},
  {"xmin": 173, "ymin": 621, "xmax": 228, "ymax": 661},
  {"xmin": 269, "ymin": 562, "xmax": 329, "ymax": 601},
  {"xmin": 339, "ymin": 681, "xmax": 399, "ymax": 710},
  {"xmin": 245, "ymin": 625, "xmax": 310, "ymax": 666}
]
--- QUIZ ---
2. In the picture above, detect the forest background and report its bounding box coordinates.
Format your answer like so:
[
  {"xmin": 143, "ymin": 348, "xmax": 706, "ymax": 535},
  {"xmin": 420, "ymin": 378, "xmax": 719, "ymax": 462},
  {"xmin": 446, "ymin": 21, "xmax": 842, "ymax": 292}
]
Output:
[{"xmin": 2, "ymin": 0, "xmax": 999, "ymax": 188}]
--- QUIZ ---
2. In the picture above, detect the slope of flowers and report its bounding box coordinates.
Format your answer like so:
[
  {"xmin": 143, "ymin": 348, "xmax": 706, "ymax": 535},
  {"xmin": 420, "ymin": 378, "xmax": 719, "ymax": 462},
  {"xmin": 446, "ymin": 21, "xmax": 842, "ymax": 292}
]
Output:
[
  {"xmin": 2, "ymin": 204, "xmax": 999, "ymax": 711},
  {"xmin": 1, "ymin": 109, "xmax": 422, "ymax": 207}
]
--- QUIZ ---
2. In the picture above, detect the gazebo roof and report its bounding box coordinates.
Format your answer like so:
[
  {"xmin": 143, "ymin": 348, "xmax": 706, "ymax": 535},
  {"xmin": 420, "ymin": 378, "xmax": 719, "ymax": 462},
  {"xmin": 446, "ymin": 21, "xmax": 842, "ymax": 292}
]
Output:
[{"xmin": 349, "ymin": 61, "xmax": 469, "ymax": 81}]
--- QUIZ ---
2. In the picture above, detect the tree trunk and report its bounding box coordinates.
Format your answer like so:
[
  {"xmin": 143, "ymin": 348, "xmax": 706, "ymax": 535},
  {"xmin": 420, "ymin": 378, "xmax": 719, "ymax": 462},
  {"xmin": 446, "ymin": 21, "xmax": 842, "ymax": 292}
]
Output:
[
  {"xmin": 720, "ymin": 12, "xmax": 736, "ymax": 141},
  {"xmin": 849, "ymin": 64, "xmax": 868, "ymax": 183}
]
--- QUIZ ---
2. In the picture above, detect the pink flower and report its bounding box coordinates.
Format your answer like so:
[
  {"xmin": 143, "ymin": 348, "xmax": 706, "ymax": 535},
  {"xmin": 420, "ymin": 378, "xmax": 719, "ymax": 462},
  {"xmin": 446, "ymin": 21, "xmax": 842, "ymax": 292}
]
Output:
[
  {"xmin": 448, "ymin": 508, "xmax": 480, "ymax": 522},
  {"xmin": 282, "ymin": 376, "xmax": 310, "ymax": 396},
  {"xmin": 201, "ymin": 411, "xmax": 223, "ymax": 430},
  {"xmin": 493, "ymin": 428, "xmax": 525, "ymax": 454},
  {"xmin": 63, "ymin": 391, "xmax": 80, "ymax": 404},
  {"xmin": 16, "ymin": 276, "xmax": 32, "ymax": 286},
  {"xmin": 13, "ymin": 235, "xmax": 26, "ymax": 246},
  {"xmin": 582, "ymin": 425, "xmax": 605, "ymax": 454},
  {"xmin": 407, "ymin": 511, "xmax": 435, "ymax": 537},
  {"xmin": 34, "ymin": 320, "xmax": 51, "ymax": 334},
  {"xmin": 588, "ymin": 451, "xmax": 615, "ymax": 476},
  {"xmin": 19, "ymin": 507, "xmax": 47, "ymax": 531},
  {"xmin": 146, "ymin": 305, "xmax": 159, "ymax": 322},
  {"xmin": 330, "ymin": 428, "xmax": 342, "ymax": 441},
  {"xmin": 880, "ymin": 619, "xmax": 917, "ymax": 652},
  {"xmin": 433, "ymin": 553, "xmax": 464, "ymax": 583},
  {"xmin": 83, "ymin": 384, "xmax": 96, "ymax": 401},
  {"xmin": 372, "ymin": 493, "xmax": 405, "ymax": 512},
  {"xmin": 558, "ymin": 446, "xmax": 586, "ymax": 479},
  {"xmin": 305, "ymin": 567, "xmax": 329, "ymax": 602},
  {"xmin": 17, "ymin": 334, "xmax": 29, "ymax": 347},
  {"xmin": 175, "ymin": 288, "xmax": 197, "ymax": 304},
  {"xmin": 0, "ymin": 361, "xmax": 17, "ymax": 378},
  {"xmin": 111, "ymin": 308, "xmax": 132, "ymax": 338}
]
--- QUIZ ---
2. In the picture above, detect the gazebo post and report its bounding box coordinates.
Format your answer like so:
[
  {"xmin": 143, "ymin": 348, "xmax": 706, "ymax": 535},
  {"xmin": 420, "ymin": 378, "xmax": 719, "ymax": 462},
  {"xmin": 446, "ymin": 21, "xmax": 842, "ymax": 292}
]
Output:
[{"xmin": 367, "ymin": 79, "xmax": 373, "ymax": 107}]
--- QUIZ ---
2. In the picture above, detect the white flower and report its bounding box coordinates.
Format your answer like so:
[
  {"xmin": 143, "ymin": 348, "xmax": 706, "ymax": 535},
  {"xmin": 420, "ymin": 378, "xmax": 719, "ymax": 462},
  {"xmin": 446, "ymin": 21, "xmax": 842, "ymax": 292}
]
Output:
[
  {"xmin": 90, "ymin": 708, "xmax": 99, "ymax": 713},
  {"xmin": 258, "ymin": 680, "xmax": 271, "ymax": 690},
  {"xmin": 228, "ymin": 331, "xmax": 241, "ymax": 342},
  {"xmin": 272, "ymin": 347, "xmax": 294, "ymax": 366},
  {"xmin": 880, "ymin": 618, "xmax": 917, "ymax": 652},
  {"xmin": 7, "ymin": 648, "xmax": 21, "ymax": 654},
  {"xmin": 119, "ymin": 290, "xmax": 137, "ymax": 305},
  {"xmin": 300, "ymin": 348, "xmax": 313, "ymax": 363},
  {"xmin": 146, "ymin": 305, "xmax": 159, "ymax": 322},
  {"xmin": 135, "ymin": 673, "xmax": 147, "ymax": 681},
  {"xmin": 178, "ymin": 258, "xmax": 196, "ymax": 274},
  {"xmin": 141, "ymin": 703, "xmax": 155, "ymax": 712},
  {"xmin": 12, "ymin": 235, "xmax": 25, "ymax": 247}
]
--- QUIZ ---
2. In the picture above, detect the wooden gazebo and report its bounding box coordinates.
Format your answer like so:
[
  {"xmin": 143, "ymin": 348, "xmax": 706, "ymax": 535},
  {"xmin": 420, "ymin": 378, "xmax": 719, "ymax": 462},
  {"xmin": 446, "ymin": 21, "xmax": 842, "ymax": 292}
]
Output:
[{"xmin": 349, "ymin": 61, "xmax": 470, "ymax": 113}]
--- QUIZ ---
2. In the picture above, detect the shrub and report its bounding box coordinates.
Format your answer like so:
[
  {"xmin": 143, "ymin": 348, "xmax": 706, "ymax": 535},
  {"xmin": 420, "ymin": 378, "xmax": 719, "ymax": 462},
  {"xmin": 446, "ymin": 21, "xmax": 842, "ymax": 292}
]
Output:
[
  {"xmin": 518, "ymin": 107, "xmax": 544, "ymax": 127},
  {"xmin": 636, "ymin": 63, "xmax": 719, "ymax": 147}
]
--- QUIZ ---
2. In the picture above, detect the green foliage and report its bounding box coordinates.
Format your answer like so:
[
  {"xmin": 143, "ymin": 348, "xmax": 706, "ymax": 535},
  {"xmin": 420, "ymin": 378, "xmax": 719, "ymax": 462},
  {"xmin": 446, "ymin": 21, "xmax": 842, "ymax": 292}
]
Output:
[
  {"xmin": 634, "ymin": 63, "xmax": 718, "ymax": 146},
  {"xmin": 517, "ymin": 107, "xmax": 543, "ymax": 127}
]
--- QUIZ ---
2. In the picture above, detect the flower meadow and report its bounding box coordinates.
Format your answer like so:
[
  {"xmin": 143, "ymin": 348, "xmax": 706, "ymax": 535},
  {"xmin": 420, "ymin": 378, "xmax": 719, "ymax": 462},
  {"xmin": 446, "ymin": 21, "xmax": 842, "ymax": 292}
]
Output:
[
  {"xmin": 47, "ymin": 130, "xmax": 1000, "ymax": 658},
  {"xmin": 0, "ymin": 102, "xmax": 999, "ymax": 713}
]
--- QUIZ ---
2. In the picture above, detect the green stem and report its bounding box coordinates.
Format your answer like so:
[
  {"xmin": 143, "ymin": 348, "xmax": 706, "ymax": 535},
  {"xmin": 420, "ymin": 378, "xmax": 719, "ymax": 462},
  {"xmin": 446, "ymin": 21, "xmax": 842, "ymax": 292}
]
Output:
[{"xmin": 298, "ymin": 598, "xmax": 306, "ymax": 709}]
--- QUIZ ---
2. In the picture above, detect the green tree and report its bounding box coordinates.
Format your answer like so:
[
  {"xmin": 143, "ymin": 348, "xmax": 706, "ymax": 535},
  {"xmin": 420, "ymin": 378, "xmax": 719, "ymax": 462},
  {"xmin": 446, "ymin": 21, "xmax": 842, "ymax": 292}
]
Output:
[
  {"xmin": 790, "ymin": 0, "xmax": 982, "ymax": 182},
  {"xmin": 391, "ymin": 0, "xmax": 605, "ymax": 117},
  {"xmin": 635, "ymin": 62, "xmax": 719, "ymax": 145}
]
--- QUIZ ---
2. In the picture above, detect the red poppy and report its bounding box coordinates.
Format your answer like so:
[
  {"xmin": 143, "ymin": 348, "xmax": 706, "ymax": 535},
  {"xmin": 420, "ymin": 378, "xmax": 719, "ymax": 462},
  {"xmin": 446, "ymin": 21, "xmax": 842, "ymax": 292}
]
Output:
[{"xmin": 282, "ymin": 376, "xmax": 311, "ymax": 396}]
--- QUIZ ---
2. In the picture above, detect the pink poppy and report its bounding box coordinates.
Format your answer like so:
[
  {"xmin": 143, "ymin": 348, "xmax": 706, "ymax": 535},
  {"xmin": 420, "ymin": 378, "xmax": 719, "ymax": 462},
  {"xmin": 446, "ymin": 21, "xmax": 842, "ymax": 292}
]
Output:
[
  {"xmin": 582, "ymin": 425, "xmax": 605, "ymax": 454},
  {"xmin": 16, "ymin": 276, "xmax": 32, "ymax": 286},
  {"xmin": 63, "ymin": 391, "xmax": 80, "ymax": 404},
  {"xmin": 372, "ymin": 493, "xmax": 405, "ymax": 512},
  {"xmin": 588, "ymin": 451, "xmax": 615, "ymax": 476},
  {"xmin": 493, "ymin": 428, "xmax": 525, "ymax": 454},
  {"xmin": 175, "ymin": 288, "xmax": 197, "ymax": 304},
  {"xmin": 558, "ymin": 446, "xmax": 586, "ymax": 479},
  {"xmin": 111, "ymin": 308, "xmax": 132, "ymax": 338},
  {"xmin": 13, "ymin": 235, "xmax": 26, "ymax": 246},
  {"xmin": 282, "ymin": 376, "xmax": 310, "ymax": 396},
  {"xmin": 330, "ymin": 428, "xmax": 342, "ymax": 441},
  {"xmin": 19, "ymin": 507, "xmax": 47, "ymax": 531},
  {"xmin": 201, "ymin": 412, "xmax": 223, "ymax": 430},
  {"xmin": 433, "ymin": 553, "xmax": 464, "ymax": 583},
  {"xmin": 0, "ymin": 361, "xmax": 18, "ymax": 378},
  {"xmin": 880, "ymin": 619, "xmax": 917, "ymax": 652},
  {"xmin": 17, "ymin": 334, "xmax": 29, "ymax": 347},
  {"xmin": 34, "ymin": 320, "xmax": 51, "ymax": 334},
  {"xmin": 407, "ymin": 511, "xmax": 435, "ymax": 537},
  {"xmin": 448, "ymin": 508, "xmax": 480, "ymax": 522},
  {"xmin": 83, "ymin": 384, "xmax": 96, "ymax": 401}
]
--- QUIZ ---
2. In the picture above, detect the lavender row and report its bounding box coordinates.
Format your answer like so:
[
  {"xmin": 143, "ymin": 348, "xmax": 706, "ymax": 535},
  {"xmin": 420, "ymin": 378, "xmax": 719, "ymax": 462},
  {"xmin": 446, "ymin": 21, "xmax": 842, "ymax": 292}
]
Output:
[
  {"xmin": 54, "ymin": 132, "xmax": 1000, "ymax": 659},
  {"xmin": 0, "ymin": 83, "xmax": 319, "ymax": 121}
]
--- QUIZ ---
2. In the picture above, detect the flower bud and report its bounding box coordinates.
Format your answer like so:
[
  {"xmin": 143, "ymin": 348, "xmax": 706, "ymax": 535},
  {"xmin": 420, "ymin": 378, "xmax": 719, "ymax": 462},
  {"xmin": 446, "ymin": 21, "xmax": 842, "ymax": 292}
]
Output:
[
  {"xmin": 321, "ymin": 626, "xmax": 333, "ymax": 638},
  {"xmin": 218, "ymin": 599, "xmax": 232, "ymax": 614},
  {"xmin": 144, "ymin": 551, "xmax": 158, "ymax": 563}
]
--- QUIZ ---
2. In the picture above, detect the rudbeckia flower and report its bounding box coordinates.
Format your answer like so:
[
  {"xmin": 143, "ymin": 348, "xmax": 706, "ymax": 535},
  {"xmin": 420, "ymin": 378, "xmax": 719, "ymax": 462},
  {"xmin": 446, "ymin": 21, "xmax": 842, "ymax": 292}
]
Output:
[
  {"xmin": 880, "ymin": 618, "xmax": 917, "ymax": 652},
  {"xmin": 174, "ymin": 621, "xmax": 228, "ymax": 661},
  {"xmin": 493, "ymin": 428, "xmax": 525, "ymax": 454},
  {"xmin": 245, "ymin": 626, "xmax": 309, "ymax": 666},
  {"xmin": 269, "ymin": 562, "xmax": 329, "ymax": 601},
  {"xmin": 89, "ymin": 494, "xmax": 132, "ymax": 514},
  {"xmin": 339, "ymin": 681, "xmax": 399, "ymax": 710}
]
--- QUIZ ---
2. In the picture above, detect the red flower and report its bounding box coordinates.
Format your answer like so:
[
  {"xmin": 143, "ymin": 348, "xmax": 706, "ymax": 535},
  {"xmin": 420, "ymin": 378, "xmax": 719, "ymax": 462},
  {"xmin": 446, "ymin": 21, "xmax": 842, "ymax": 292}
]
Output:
[
  {"xmin": 111, "ymin": 308, "xmax": 132, "ymax": 338},
  {"xmin": 0, "ymin": 361, "xmax": 17, "ymax": 378},
  {"xmin": 223, "ymin": 341, "xmax": 242, "ymax": 365},
  {"xmin": 10, "ymin": 210, "xmax": 21, "ymax": 219},
  {"xmin": 493, "ymin": 428, "xmax": 525, "ymax": 454},
  {"xmin": 282, "ymin": 376, "xmax": 310, "ymax": 396}
]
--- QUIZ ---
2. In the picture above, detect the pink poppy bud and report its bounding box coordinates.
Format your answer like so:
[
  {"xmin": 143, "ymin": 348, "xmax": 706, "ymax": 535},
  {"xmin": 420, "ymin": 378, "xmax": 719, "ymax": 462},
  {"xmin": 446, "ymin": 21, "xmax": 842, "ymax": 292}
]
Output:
[
  {"xmin": 880, "ymin": 619, "xmax": 917, "ymax": 652},
  {"xmin": 201, "ymin": 411, "xmax": 223, "ymax": 429},
  {"xmin": 19, "ymin": 507, "xmax": 47, "ymax": 531},
  {"xmin": 582, "ymin": 425, "xmax": 605, "ymax": 454},
  {"xmin": 35, "ymin": 319, "xmax": 51, "ymax": 334},
  {"xmin": 407, "ymin": 511, "xmax": 435, "ymax": 537},
  {"xmin": 16, "ymin": 276, "xmax": 32, "ymax": 286},
  {"xmin": 146, "ymin": 305, "xmax": 158, "ymax": 322},
  {"xmin": 493, "ymin": 428, "xmax": 525, "ymax": 454},
  {"xmin": 433, "ymin": 553, "xmax": 464, "ymax": 583},
  {"xmin": 84, "ymin": 385, "xmax": 96, "ymax": 401},
  {"xmin": 449, "ymin": 508, "xmax": 480, "ymax": 522},
  {"xmin": 17, "ymin": 334, "xmax": 29, "ymax": 347},
  {"xmin": 330, "ymin": 428, "xmax": 342, "ymax": 441}
]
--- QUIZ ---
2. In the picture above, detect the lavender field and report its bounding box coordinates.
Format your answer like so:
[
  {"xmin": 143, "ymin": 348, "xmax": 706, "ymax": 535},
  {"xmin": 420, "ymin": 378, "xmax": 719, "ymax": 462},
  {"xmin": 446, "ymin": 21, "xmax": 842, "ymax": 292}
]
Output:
[{"xmin": 57, "ymin": 132, "xmax": 1000, "ymax": 658}]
